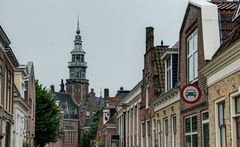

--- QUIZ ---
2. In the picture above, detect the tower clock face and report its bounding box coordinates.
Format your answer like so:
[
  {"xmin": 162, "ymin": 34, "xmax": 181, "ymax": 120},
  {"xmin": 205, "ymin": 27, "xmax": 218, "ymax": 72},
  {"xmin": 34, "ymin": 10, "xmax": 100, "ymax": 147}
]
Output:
[{"xmin": 75, "ymin": 88, "xmax": 80, "ymax": 93}]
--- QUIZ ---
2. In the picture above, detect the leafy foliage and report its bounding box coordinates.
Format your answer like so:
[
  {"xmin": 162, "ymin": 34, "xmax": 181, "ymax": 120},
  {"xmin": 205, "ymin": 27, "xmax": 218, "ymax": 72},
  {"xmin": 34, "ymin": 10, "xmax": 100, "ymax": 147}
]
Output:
[
  {"xmin": 80, "ymin": 108, "xmax": 103, "ymax": 147},
  {"xmin": 34, "ymin": 80, "xmax": 62, "ymax": 147},
  {"xmin": 23, "ymin": 141, "xmax": 35, "ymax": 147}
]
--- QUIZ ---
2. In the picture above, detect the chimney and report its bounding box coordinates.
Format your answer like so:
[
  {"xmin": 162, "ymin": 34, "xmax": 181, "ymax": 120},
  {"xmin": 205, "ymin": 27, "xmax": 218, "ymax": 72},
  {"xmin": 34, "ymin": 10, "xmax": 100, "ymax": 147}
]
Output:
[
  {"xmin": 60, "ymin": 79, "xmax": 65, "ymax": 93},
  {"xmin": 104, "ymin": 88, "xmax": 109, "ymax": 98},
  {"xmin": 50, "ymin": 85, "xmax": 55, "ymax": 93},
  {"xmin": 90, "ymin": 88, "xmax": 95, "ymax": 97},
  {"xmin": 120, "ymin": 87, "xmax": 123, "ymax": 91},
  {"xmin": 146, "ymin": 27, "xmax": 154, "ymax": 51}
]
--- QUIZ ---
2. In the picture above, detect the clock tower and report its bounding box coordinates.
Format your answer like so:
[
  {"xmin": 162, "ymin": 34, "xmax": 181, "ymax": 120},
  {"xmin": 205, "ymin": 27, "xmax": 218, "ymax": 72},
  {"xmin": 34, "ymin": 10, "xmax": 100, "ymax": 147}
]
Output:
[{"xmin": 66, "ymin": 19, "xmax": 89, "ymax": 104}]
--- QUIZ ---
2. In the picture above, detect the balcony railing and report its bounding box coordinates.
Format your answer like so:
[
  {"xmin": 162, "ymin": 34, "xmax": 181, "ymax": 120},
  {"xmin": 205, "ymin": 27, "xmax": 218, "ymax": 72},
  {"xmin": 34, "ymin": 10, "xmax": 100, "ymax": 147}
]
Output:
[{"xmin": 68, "ymin": 62, "xmax": 87, "ymax": 67}]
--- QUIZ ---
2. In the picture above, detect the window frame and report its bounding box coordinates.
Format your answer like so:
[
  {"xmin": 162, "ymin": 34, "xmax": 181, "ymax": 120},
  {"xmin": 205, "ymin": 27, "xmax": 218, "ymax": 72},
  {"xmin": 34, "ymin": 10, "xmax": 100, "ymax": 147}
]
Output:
[
  {"xmin": 187, "ymin": 29, "xmax": 198, "ymax": 82},
  {"xmin": 164, "ymin": 118, "xmax": 168, "ymax": 147},
  {"xmin": 165, "ymin": 55, "xmax": 172, "ymax": 92},
  {"xmin": 231, "ymin": 92, "xmax": 240, "ymax": 147},
  {"xmin": 184, "ymin": 114, "xmax": 198, "ymax": 147},
  {"xmin": 202, "ymin": 111, "xmax": 209, "ymax": 147},
  {"xmin": 157, "ymin": 120, "xmax": 161, "ymax": 147},
  {"xmin": 215, "ymin": 100, "xmax": 227, "ymax": 147},
  {"xmin": 172, "ymin": 115, "xmax": 177, "ymax": 147}
]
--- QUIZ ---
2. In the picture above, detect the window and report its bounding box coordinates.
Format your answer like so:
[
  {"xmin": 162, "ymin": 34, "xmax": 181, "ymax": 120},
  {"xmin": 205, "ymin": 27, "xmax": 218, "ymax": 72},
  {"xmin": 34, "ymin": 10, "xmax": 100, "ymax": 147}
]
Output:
[
  {"xmin": 141, "ymin": 122, "xmax": 145, "ymax": 147},
  {"xmin": 157, "ymin": 120, "xmax": 161, "ymax": 147},
  {"xmin": 202, "ymin": 112, "xmax": 209, "ymax": 147},
  {"xmin": 172, "ymin": 116, "xmax": 176, "ymax": 147},
  {"xmin": 76, "ymin": 54, "xmax": 80, "ymax": 61},
  {"xmin": 72, "ymin": 54, "xmax": 75, "ymax": 62},
  {"xmin": 165, "ymin": 56, "xmax": 172, "ymax": 91},
  {"xmin": 70, "ymin": 72, "xmax": 74, "ymax": 79},
  {"xmin": 187, "ymin": 30, "xmax": 198, "ymax": 82},
  {"xmin": 152, "ymin": 119, "xmax": 156, "ymax": 147},
  {"xmin": 232, "ymin": 96, "xmax": 240, "ymax": 147},
  {"xmin": 0, "ymin": 58, "xmax": 2, "ymax": 106},
  {"xmin": 185, "ymin": 115, "xmax": 197, "ymax": 147},
  {"xmin": 81, "ymin": 72, "xmax": 85, "ymax": 78},
  {"xmin": 146, "ymin": 121, "xmax": 150, "ymax": 147},
  {"xmin": 235, "ymin": 96, "xmax": 240, "ymax": 114},
  {"xmin": 76, "ymin": 72, "xmax": 80, "ymax": 78},
  {"xmin": 81, "ymin": 54, "xmax": 84, "ymax": 62},
  {"xmin": 164, "ymin": 118, "xmax": 168, "ymax": 147},
  {"xmin": 217, "ymin": 101, "xmax": 226, "ymax": 147}
]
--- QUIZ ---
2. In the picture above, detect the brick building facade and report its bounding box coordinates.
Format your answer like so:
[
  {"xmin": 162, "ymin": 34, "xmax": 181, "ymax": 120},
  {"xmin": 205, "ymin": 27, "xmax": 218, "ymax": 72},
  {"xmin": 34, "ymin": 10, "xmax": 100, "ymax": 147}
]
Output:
[
  {"xmin": 117, "ymin": 81, "xmax": 142, "ymax": 147},
  {"xmin": 13, "ymin": 62, "xmax": 36, "ymax": 147},
  {"xmin": 151, "ymin": 46, "xmax": 180, "ymax": 147},
  {"xmin": 201, "ymin": 9, "xmax": 240, "ymax": 147},
  {"xmin": 0, "ymin": 26, "xmax": 20, "ymax": 147}
]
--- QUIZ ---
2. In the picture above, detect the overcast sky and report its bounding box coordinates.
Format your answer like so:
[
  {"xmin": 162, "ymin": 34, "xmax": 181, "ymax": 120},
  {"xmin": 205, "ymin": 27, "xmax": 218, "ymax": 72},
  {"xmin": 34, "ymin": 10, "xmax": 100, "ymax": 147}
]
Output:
[{"xmin": 0, "ymin": 0, "xmax": 188, "ymax": 96}]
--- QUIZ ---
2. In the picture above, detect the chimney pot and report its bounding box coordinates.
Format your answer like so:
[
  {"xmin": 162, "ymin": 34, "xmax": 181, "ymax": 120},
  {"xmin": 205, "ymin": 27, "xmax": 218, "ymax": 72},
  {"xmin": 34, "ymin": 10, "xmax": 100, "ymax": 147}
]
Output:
[
  {"xmin": 146, "ymin": 27, "xmax": 154, "ymax": 51},
  {"xmin": 104, "ymin": 89, "xmax": 109, "ymax": 98},
  {"xmin": 50, "ymin": 85, "xmax": 55, "ymax": 93}
]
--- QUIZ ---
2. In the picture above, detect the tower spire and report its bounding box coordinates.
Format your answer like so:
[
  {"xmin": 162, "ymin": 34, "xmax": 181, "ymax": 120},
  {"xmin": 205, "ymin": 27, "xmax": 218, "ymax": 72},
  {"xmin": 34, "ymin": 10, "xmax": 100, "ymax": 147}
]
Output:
[{"xmin": 76, "ymin": 15, "xmax": 80, "ymax": 34}]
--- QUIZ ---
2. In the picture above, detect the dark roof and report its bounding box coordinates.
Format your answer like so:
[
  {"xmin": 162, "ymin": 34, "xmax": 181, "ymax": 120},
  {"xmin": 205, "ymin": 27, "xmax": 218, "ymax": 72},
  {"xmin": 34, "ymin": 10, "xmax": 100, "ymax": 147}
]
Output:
[
  {"xmin": 0, "ymin": 26, "xmax": 11, "ymax": 46},
  {"xmin": 5, "ymin": 47, "xmax": 19, "ymax": 67},
  {"xmin": 213, "ymin": 14, "xmax": 240, "ymax": 58},
  {"xmin": 115, "ymin": 90, "xmax": 130, "ymax": 98},
  {"xmin": 53, "ymin": 92, "xmax": 79, "ymax": 119},
  {"xmin": 213, "ymin": 2, "xmax": 239, "ymax": 43},
  {"xmin": 154, "ymin": 47, "xmax": 167, "ymax": 94},
  {"xmin": 214, "ymin": 2, "xmax": 238, "ymax": 10}
]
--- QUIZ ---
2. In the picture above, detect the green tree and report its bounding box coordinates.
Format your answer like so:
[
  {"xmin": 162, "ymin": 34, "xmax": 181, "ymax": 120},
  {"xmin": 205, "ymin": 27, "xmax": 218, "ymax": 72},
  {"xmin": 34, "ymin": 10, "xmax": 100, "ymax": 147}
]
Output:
[{"xmin": 34, "ymin": 80, "xmax": 62, "ymax": 147}]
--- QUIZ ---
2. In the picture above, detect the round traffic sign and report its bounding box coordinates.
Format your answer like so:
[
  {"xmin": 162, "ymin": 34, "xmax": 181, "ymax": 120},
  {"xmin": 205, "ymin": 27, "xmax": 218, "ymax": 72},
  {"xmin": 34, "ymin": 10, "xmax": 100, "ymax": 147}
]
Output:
[{"xmin": 180, "ymin": 83, "xmax": 201, "ymax": 104}]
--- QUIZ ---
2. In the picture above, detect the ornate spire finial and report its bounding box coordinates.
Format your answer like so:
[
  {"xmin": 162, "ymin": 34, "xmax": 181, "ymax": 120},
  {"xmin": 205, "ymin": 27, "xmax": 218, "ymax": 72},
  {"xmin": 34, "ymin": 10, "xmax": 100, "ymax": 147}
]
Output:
[{"xmin": 76, "ymin": 15, "xmax": 80, "ymax": 34}]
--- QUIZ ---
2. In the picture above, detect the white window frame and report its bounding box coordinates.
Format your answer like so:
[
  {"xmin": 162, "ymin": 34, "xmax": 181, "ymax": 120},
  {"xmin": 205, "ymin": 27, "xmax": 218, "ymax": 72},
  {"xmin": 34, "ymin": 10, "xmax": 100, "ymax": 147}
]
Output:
[
  {"xmin": 146, "ymin": 120, "xmax": 150, "ymax": 147},
  {"xmin": 215, "ymin": 98, "xmax": 226, "ymax": 147},
  {"xmin": 202, "ymin": 111, "xmax": 209, "ymax": 147},
  {"xmin": 157, "ymin": 120, "xmax": 161, "ymax": 147},
  {"xmin": 152, "ymin": 118, "xmax": 156, "ymax": 147},
  {"xmin": 164, "ymin": 118, "xmax": 168, "ymax": 147},
  {"xmin": 187, "ymin": 29, "xmax": 198, "ymax": 82},
  {"xmin": 184, "ymin": 114, "xmax": 198, "ymax": 147},
  {"xmin": 172, "ymin": 115, "xmax": 177, "ymax": 147},
  {"xmin": 141, "ymin": 122, "xmax": 145, "ymax": 147},
  {"xmin": 230, "ymin": 91, "xmax": 240, "ymax": 147},
  {"xmin": 137, "ymin": 104, "xmax": 140, "ymax": 146},
  {"xmin": 165, "ymin": 55, "xmax": 172, "ymax": 92}
]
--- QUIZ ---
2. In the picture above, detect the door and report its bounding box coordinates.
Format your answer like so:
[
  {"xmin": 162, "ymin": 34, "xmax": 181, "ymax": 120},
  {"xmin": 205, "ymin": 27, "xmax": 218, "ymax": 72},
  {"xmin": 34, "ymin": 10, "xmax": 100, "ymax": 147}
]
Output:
[{"xmin": 237, "ymin": 117, "xmax": 240, "ymax": 147}]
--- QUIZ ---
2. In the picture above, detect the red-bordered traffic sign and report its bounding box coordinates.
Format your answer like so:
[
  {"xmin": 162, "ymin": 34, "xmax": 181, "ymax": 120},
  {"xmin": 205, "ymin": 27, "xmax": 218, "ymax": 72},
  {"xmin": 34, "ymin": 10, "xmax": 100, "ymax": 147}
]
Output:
[{"xmin": 180, "ymin": 83, "xmax": 201, "ymax": 104}]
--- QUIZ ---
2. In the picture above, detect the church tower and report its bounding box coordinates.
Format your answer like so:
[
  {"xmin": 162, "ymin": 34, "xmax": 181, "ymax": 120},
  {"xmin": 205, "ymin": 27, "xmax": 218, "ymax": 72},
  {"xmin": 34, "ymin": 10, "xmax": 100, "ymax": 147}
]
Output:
[{"xmin": 66, "ymin": 19, "xmax": 89, "ymax": 104}]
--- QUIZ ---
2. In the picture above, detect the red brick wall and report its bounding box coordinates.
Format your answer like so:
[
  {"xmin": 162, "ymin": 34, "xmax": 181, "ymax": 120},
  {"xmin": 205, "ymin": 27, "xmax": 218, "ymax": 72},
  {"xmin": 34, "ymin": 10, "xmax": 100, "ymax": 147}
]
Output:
[{"xmin": 179, "ymin": 4, "xmax": 208, "ymax": 147}]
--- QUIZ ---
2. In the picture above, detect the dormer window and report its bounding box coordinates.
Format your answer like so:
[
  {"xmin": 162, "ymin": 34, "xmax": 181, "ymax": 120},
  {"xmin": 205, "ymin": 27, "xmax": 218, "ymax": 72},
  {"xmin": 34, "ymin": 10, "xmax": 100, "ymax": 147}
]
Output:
[
  {"xmin": 187, "ymin": 30, "xmax": 198, "ymax": 82},
  {"xmin": 162, "ymin": 51, "xmax": 178, "ymax": 92}
]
